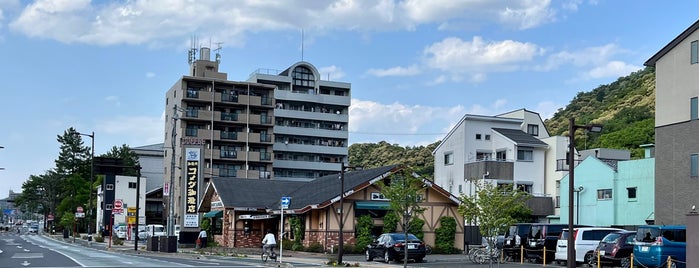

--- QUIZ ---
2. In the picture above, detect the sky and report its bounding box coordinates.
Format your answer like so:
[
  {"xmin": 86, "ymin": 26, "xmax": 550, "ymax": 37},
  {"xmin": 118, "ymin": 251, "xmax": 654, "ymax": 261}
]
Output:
[{"xmin": 0, "ymin": 0, "xmax": 697, "ymax": 199}]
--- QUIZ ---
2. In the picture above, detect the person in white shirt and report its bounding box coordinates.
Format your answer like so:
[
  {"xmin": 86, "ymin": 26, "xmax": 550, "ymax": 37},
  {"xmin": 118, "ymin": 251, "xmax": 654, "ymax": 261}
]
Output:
[
  {"xmin": 261, "ymin": 229, "xmax": 277, "ymax": 258},
  {"xmin": 198, "ymin": 229, "xmax": 208, "ymax": 248}
]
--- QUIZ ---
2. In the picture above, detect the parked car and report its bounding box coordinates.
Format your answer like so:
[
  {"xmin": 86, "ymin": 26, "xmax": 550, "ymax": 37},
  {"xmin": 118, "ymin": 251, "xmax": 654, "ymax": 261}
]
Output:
[
  {"xmin": 502, "ymin": 223, "xmax": 532, "ymax": 261},
  {"xmin": 633, "ymin": 225, "xmax": 686, "ymax": 268},
  {"xmin": 365, "ymin": 233, "xmax": 426, "ymax": 263},
  {"xmin": 593, "ymin": 230, "xmax": 636, "ymax": 268},
  {"xmin": 554, "ymin": 227, "xmax": 623, "ymax": 266},
  {"xmin": 524, "ymin": 223, "xmax": 574, "ymax": 263},
  {"xmin": 144, "ymin": 224, "xmax": 166, "ymax": 238},
  {"xmin": 113, "ymin": 224, "xmax": 127, "ymax": 239}
]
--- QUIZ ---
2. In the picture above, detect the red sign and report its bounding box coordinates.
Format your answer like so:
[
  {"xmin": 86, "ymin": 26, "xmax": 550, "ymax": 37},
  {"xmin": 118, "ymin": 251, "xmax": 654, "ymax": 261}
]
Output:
[
  {"xmin": 76, "ymin": 206, "xmax": 84, "ymax": 213},
  {"xmin": 47, "ymin": 214, "xmax": 54, "ymax": 221},
  {"xmin": 114, "ymin": 199, "xmax": 123, "ymax": 210}
]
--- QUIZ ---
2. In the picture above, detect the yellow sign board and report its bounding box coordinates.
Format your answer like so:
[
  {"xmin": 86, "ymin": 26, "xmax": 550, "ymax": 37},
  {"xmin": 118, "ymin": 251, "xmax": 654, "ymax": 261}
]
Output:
[{"xmin": 127, "ymin": 207, "xmax": 137, "ymax": 224}]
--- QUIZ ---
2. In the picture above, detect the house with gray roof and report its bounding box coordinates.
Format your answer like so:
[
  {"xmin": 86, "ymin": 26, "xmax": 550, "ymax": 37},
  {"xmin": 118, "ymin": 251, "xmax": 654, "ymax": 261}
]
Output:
[{"xmin": 198, "ymin": 165, "xmax": 464, "ymax": 251}]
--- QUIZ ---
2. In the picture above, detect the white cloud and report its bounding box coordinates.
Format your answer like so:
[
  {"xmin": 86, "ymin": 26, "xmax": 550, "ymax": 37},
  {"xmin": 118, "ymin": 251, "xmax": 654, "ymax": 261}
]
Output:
[
  {"xmin": 366, "ymin": 65, "xmax": 420, "ymax": 77},
  {"xmin": 7, "ymin": 0, "xmax": 564, "ymax": 46},
  {"xmin": 534, "ymin": 101, "xmax": 562, "ymax": 120},
  {"xmin": 318, "ymin": 65, "xmax": 346, "ymax": 80},
  {"xmin": 535, "ymin": 43, "xmax": 640, "ymax": 81},
  {"xmin": 146, "ymin": 72, "xmax": 155, "ymax": 78},
  {"xmin": 583, "ymin": 61, "xmax": 641, "ymax": 80},
  {"xmin": 105, "ymin": 95, "xmax": 120, "ymax": 106},
  {"xmin": 96, "ymin": 115, "xmax": 164, "ymax": 145},
  {"xmin": 424, "ymin": 36, "xmax": 543, "ymax": 75},
  {"xmin": 498, "ymin": 0, "xmax": 556, "ymax": 29}
]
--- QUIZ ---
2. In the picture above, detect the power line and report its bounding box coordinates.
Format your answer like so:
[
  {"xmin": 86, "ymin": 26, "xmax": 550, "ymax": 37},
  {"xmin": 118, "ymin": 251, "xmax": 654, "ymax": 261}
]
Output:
[{"xmin": 348, "ymin": 131, "xmax": 447, "ymax": 136}]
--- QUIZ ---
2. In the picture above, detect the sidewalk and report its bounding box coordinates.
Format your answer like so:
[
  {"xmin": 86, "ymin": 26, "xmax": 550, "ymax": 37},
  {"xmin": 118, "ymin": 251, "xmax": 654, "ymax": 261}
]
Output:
[{"xmin": 47, "ymin": 234, "xmax": 467, "ymax": 267}]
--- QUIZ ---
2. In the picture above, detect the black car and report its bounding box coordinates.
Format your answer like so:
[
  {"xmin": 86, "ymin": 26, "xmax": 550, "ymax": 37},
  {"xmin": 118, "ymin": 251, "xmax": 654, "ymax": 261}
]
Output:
[
  {"xmin": 524, "ymin": 223, "xmax": 586, "ymax": 263},
  {"xmin": 502, "ymin": 223, "xmax": 532, "ymax": 261},
  {"xmin": 593, "ymin": 230, "xmax": 636, "ymax": 268},
  {"xmin": 365, "ymin": 233, "xmax": 426, "ymax": 263}
]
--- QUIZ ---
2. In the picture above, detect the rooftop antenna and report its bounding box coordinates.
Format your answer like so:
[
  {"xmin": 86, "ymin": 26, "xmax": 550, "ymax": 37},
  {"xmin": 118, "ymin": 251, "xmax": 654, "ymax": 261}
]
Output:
[
  {"xmin": 215, "ymin": 42, "xmax": 223, "ymax": 64},
  {"xmin": 187, "ymin": 36, "xmax": 198, "ymax": 64},
  {"xmin": 301, "ymin": 28, "xmax": 304, "ymax": 61}
]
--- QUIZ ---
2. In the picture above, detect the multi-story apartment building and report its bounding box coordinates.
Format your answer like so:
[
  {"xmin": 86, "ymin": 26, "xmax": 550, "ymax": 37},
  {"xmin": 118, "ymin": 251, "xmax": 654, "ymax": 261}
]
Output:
[
  {"xmin": 433, "ymin": 109, "xmax": 555, "ymax": 222},
  {"xmin": 645, "ymin": 19, "xmax": 699, "ymax": 224},
  {"xmin": 247, "ymin": 62, "xmax": 350, "ymax": 181},
  {"xmin": 164, "ymin": 47, "xmax": 276, "ymax": 229}
]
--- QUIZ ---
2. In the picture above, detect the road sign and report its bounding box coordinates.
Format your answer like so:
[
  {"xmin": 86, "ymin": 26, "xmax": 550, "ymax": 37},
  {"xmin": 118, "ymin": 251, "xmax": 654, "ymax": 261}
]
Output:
[
  {"xmin": 112, "ymin": 208, "xmax": 124, "ymax": 215},
  {"xmin": 47, "ymin": 214, "xmax": 54, "ymax": 221},
  {"xmin": 75, "ymin": 212, "xmax": 85, "ymax": 218},
  {"xmin": 76, "ymin": 206, "xmax": 83, "ymax": 213},
  {"xmin": 281, "ymin": 196, "xmax": 290, "ymax": 209},
  {"xmin": 114, "ymin": 199, "xmax": 123, "ymax": 210}
]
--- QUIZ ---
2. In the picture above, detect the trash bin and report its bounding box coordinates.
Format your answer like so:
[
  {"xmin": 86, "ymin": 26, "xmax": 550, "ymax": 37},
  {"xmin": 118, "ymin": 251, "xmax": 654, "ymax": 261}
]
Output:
[
  {"xmin": 63, "ymin": 229, "xmax": 69, "ymax": 238},
  {"xmin": 147, "ymin": 236, "xmax": 159, "ymax": 251},
  {"xmin": 159, "ymin": 236, "xmax": 177, "ymax": 253}
]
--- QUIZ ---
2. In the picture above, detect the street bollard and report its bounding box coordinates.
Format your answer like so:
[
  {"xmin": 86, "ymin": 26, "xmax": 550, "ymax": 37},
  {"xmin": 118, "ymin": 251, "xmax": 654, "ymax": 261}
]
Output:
[
  {"xmin": 667, "ymin": 256, "xmax": 671, "ymax": 268},
  {"xmin": 630, "ymin": 253, "xmax": 634, "ymax": 268},
  {"xmin": 543, "ymin": 246, "xmax": 546, "ymax": 266},
  {"xmin": 597, "ymin": 249, "xmax": 600, "ymax": 268},
  {"xmin": 521, "ymin": 245, "xmax": 524, "ymax": 264}
]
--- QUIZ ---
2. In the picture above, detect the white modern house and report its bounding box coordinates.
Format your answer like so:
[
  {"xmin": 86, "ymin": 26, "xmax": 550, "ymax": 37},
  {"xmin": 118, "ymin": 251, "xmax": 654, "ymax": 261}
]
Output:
[{"xmin": 433, "ymin": 109, "xmax": 555, "ymax": 221}]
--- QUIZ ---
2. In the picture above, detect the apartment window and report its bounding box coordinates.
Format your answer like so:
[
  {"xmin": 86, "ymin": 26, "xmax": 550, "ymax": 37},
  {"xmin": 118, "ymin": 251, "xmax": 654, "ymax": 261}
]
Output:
[
  {"xmin": 527, "ymin": 124, "xmax": 539, "ymax": 136},
  {"xmin": 597, "ymin": 189, "xmax": 612, "ymax": 200},
  {"xmin": 485, "ymin": 134, "xmax": 491, "ymax": 140},
  {"xmin": 496, "ymin": 151, "xmax": 506, "ymax": 161},
  {"xmin": 691, "ymin": 154, "xmax": 699, "ymax": 177},
  {"xmin": 692, "ymin": 40, "xmax": 698, "ymax": 64},
  {"xmin": 476, "ymin": 152, "xmax": 490, "ymax": 161},
  {"xmin": 106, "ymin": 184, "xmax": 114, "ymax": 191},
  {"xmin": 444, "ymin": 152, "xmax": 454, "ymax": 165},
  {"xmin": 105, "ymin": 204, "xmax": 113, "ymax": 210},
  {"xmin": 627, "ymin": 187, "xmax": 637, "ymax": 199},
  {"xmin": 516, "ymin": 183, "xmax": 533, "ymax": 194},
  {"xmin": 459, "ymin": 185, "xmax": 463, "ymax": 193},
  {"xmin": 691, "ymin": 97, "xmax": 698, "ymax": 120},
  {"xmin": 128, "ymin": 182, "xmax": 137, "ymax": 189},
  {"xmin": 517, "ymin": 148, "xmax": 533, "ymax": 161},
  {"xmin": 476, "ymin": 134, "xmax": 482, "ymax": 140}
]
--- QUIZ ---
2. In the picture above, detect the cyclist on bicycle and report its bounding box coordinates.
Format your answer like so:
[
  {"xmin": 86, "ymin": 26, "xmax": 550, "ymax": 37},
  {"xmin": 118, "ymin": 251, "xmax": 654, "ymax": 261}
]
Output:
[{"xmin": 262, "ymin": 229, "xmax": 277, "ymax": 259}]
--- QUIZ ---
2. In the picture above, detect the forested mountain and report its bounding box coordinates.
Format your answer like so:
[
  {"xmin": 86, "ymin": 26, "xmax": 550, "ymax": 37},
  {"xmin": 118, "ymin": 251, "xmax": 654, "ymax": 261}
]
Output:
[
  {"xmin": 544, "ymin": 67, "xmax": 655, "ymax": 158},
  {"xmin": 348, "ymin": 67, "xmax": 657, "ymax": 176}
]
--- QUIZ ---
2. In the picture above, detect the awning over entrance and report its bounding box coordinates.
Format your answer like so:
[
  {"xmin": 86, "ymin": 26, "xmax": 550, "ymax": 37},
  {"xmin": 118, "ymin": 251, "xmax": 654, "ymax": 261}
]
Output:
[
  {"xmin": 355, "ymin": 201, "xmax": 390, "ymax": 210},
  {"xmin": 203, "ymin": 210, "xmax": 223, "ymax": 218}
]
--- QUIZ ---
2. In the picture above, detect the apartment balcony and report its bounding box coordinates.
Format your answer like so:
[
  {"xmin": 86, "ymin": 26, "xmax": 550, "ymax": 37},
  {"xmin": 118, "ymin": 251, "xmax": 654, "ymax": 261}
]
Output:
[
  {"xmin": 182, "ymin": 88, "xmax": 213, "ymax": 102},
  {"xmin": 273, "ymin": 143, "xmax": 348, "ymax": 155},
  {"xmin": 275, "ymin": 125, "xmax": 348, "ymax": 139},
  {"xmin": 180, "ymin": 109, "xmax": 214, "ymax": 122},
  {"xmin": 275, "ymin": 109, "xmax": 348, "ymax": 123},
  {"xmin": 525, "ymin": 196, "xmax": 554, "ymax": 217},
  {"xmin": 274, "ymin": 89, "xmax": 350, "ymax": 106},
  {"xmin": 555, "ymin": 159, "xmax": 582, "ymax": 171},
  {"xmin": 464, "ymin": 160, "xmax": 514, "ymax": 181}
]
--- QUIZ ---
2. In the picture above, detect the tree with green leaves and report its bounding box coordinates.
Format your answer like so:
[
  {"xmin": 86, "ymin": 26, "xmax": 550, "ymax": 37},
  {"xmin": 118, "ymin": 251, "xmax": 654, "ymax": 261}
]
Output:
[
  {"xmin": 101, "ymin": 144, "xmax": 140, "ymax": 176},
  {"xmin": 458, "ymin": 179, "xmax": 531, "ymax": 250},
  {"xmin": 378, "ymin": 167, "xmax": 427, "ymax": 267},
  {"xmin": 354, "ymin": 215, "xmax": 374, "ymax": 254}
]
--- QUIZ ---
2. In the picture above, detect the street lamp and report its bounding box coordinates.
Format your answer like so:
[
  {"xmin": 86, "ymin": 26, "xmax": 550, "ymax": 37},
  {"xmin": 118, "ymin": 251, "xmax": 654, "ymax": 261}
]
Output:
[
  {"xmin": 338, "ymin": 162, "xmax": 356, "ymax": 265},
  {"xmin": 77, "ymin": 131, "xmax": 95, "ymax": 242},
  {"xmin": 567, "ymin": 118, "xmax": 602, "ymax": 268},
  {"xmin": 574, "ymin": 186, "xmax": 584, "ymax": 225}
]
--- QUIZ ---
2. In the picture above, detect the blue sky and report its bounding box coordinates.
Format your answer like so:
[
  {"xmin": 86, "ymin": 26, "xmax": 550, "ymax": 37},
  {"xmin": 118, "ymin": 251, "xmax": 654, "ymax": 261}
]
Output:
[{"xmin": 0, "ymin": 0, "xmax": 697, "ymax": 198}]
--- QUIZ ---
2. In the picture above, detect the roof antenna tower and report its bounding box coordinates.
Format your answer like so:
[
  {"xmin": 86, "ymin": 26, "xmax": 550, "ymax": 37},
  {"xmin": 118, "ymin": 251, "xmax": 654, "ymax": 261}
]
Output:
[
  {"xmin": 215, "ymin": 42, "xmax": 223, "ymax": 64},
  {"xmin": 188, "ymin": 36, "xmax": 198, "ymax": 64},
  {"xmin": 301, "ymin": 28, "xmax": 304, "ymax": 61}
]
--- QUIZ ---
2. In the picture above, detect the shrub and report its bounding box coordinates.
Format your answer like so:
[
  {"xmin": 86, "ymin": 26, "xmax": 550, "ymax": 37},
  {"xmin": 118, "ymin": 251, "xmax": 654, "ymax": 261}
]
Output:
[
  {"xmin": 94, "ymin": 236, "xmax": 104, "ymax": 243},
  {"xmin": 383, "ymin": 212, "xmax": 398, "ymax": 233},
  {"xmin": 305, "ymin": 242, "xmax": 323, "ymax": 253},
  {"xmin": 408, "ymin": 218, "xmax": 425, "ymax": 240},
  {"xmin": 112, "ymin": 238, "xmax": 124, "ymax": 245},
  {"xmin": 281, "ymin": 239, "xmax": 293, "ymax": 250},
  {"xmin": 354, "ymin": 215, "xmax": 373, "ymax": 253},
  {"xmin": 434, "ymin": 216, "xmax": 457, "ymax": 254}
]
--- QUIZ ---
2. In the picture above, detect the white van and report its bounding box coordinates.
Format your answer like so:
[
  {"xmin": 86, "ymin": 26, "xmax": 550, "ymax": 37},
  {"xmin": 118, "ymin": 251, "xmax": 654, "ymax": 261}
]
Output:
[
  {"xmin": 144, "ymin": 224, "xmax": 166, "ymax": 237},
  {"xmin": 554, "ymin": 227, "xmax": 623, "ymax": 266},
  {"xmin": 113, "ymin": 225, "xmax": 127, "ymax": 239}
]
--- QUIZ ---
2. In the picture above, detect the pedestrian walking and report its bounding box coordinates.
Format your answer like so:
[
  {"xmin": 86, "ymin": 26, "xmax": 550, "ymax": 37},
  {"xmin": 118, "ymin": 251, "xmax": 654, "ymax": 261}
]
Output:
[{"xmin": 197, "ymin": 229, "xmax": 208, "ymax": 248}]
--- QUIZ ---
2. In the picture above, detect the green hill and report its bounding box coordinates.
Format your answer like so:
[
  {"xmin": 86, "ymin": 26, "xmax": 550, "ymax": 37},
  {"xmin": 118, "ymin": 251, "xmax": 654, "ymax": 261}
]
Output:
[
  {"xmin": 544, "ymin": 67, "xmax": 656, "ymax": 158},
  {"xmin": 349, "ymin": 67, "xmax": 657, "ymax": 173}
]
